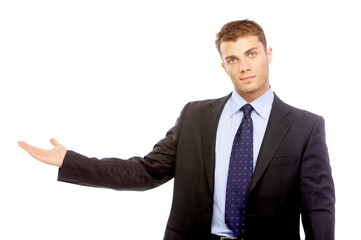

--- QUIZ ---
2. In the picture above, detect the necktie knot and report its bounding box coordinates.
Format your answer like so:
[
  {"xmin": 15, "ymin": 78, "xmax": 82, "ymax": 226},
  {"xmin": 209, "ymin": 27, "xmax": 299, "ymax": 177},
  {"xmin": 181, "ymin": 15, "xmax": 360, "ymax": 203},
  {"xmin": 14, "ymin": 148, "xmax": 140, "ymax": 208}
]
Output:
[{"xmin": 242, "ymin": 104, "xmax": 253, "ymax": 119}]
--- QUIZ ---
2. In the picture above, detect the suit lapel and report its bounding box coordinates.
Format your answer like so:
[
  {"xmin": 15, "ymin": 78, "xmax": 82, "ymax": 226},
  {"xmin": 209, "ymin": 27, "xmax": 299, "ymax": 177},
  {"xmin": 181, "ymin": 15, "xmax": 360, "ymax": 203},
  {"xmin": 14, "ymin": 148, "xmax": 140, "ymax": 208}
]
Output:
[
  {"xmin": 200, "ymin": 93, "xmax": 292, "ymax": 194},
  {"xmin": 250, "ymin": 94, "xmax": 292, "ymax": 192},
  {"xmin": 202, "ymin": 94, "xmax": 231, "ymax": 195}
]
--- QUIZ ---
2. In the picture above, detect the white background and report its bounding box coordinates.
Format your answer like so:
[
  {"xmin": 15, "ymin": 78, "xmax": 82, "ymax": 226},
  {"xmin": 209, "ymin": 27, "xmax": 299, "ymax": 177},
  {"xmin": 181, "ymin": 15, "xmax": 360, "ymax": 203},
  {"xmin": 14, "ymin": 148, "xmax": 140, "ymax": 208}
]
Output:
[{"xmin": 1, "ymin": 0, "xmax": 360, "ymax": 239}]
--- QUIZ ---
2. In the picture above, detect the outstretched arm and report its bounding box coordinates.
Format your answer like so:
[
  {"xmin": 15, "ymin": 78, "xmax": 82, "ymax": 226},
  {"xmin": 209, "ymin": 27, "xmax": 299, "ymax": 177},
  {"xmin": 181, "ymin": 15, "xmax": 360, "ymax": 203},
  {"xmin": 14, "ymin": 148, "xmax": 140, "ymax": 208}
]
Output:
[
  {"xmin": 18, "ymin": 138, "xmax": 67, "ymax": 167},
  {"xmin": 17, "ymin": 103, "xmax": 189, "ymax": 191}
]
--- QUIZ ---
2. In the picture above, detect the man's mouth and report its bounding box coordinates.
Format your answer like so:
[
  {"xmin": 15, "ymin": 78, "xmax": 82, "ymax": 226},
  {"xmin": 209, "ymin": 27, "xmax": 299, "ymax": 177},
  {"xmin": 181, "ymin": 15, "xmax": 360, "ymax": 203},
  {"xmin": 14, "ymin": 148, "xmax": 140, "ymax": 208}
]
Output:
[{"xmin": 240, "ymin": 75, "xmax": 256, "ymax": 81}]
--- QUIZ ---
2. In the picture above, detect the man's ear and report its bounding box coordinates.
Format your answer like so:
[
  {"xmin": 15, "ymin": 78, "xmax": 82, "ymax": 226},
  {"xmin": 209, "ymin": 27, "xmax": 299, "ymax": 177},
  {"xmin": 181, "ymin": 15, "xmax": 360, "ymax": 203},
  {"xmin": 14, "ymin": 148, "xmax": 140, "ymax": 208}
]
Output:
[
  {"xmin": 221, "ymin": 62, "xmax": 229, "ymax": 74},
  {"xmin": 267, "ymin": 47, "xmax": 273, "ymax": 63}
]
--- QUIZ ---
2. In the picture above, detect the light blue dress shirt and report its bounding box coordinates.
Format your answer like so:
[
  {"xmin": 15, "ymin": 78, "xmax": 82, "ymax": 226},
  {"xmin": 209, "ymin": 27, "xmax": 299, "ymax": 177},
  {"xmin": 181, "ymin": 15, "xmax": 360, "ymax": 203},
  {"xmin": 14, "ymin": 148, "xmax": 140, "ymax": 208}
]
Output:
[{"xmin": 211, "ymin": 88, "xmax": 274, "ymax": 237}]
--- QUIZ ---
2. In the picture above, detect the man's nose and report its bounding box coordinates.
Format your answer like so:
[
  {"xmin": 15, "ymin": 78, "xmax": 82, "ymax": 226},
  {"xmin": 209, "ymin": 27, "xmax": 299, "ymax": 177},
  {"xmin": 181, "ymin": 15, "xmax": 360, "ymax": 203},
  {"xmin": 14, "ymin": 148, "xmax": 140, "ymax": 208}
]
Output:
[{"xmin": 239, "ymin": 59, "xmax": 251, "ymax": 72}]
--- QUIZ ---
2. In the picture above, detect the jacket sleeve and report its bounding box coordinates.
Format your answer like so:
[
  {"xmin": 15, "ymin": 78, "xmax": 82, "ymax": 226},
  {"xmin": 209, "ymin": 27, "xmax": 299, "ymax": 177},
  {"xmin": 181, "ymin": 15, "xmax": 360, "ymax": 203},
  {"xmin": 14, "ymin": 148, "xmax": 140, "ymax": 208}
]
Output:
[
  {"xmin": 300, "ymin": 116, "xmax": 335, "ymax": 240},
  {"xmin": 57, "ymin": 103, "xmax": 190, "ymax": 191}
]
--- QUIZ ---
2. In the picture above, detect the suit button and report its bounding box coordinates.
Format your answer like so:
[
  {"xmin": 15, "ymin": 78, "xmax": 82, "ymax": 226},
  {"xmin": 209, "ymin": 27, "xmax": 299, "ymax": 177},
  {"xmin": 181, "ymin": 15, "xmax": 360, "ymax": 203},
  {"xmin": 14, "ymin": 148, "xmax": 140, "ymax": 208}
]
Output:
[{"xmin": 246, "ymin": 213, "xmax": 255, "ymax": 218}]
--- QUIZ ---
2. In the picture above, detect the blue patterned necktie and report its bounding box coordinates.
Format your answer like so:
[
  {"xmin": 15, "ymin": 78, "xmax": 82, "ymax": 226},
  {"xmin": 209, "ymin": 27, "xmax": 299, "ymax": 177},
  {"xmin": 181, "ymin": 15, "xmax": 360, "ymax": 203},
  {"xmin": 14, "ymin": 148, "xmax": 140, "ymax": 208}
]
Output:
[{"xmin": 225, "ymin": 104, "xmax": 254, "ymax": 236}]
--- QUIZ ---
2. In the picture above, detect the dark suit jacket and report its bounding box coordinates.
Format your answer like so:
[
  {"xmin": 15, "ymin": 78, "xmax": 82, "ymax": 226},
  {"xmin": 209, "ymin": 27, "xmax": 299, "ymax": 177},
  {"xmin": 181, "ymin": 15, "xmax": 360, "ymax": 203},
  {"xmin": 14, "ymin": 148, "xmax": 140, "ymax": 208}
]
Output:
[{"xmin": 58, "ymin": 94, "xmax": 335, "ymax": 240}]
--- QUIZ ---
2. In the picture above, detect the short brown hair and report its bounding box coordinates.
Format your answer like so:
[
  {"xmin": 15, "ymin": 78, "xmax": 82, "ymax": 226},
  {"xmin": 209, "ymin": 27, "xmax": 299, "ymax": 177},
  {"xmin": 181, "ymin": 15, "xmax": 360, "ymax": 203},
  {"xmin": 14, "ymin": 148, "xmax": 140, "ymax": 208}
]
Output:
[{"xmin": 215, "ymin": 19, "xmax": 267, "ymax": 55}]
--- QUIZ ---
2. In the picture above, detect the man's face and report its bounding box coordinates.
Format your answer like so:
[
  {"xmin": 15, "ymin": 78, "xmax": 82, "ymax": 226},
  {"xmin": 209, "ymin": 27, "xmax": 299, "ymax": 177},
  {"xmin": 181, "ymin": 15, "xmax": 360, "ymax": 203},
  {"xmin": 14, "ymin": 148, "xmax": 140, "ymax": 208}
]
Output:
[{"xmin": 220, "ymin": 35, "xmax": 272, "ymax": 102}]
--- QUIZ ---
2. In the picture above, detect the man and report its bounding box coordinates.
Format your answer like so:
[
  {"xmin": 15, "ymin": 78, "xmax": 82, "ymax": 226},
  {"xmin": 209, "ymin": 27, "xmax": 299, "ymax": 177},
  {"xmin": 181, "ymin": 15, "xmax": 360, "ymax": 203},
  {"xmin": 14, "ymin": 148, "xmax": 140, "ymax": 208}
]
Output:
[{"xmin": 18, "ymin": 19, "xmax": 335, "ymax": 240}]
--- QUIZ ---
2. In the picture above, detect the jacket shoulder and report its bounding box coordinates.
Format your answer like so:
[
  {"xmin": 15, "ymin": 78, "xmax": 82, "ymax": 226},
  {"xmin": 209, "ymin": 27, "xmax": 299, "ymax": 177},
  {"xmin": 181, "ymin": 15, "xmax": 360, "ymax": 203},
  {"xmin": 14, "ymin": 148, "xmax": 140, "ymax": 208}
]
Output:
[
  {"xmin": 273, "ymin": 94, "xmax": 324, "ymax": 122},
  {"xmin": 185, "ymin": 93, "xmax": 232, "ymax": 110}
]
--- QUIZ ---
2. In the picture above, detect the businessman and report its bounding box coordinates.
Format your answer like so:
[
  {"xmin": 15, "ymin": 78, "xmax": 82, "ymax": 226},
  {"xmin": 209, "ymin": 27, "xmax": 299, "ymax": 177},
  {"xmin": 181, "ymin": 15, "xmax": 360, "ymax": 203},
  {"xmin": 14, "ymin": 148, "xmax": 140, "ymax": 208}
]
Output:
[{"xmin": 19, "ymin": 19, "xmax": 335, "ymax": 240}]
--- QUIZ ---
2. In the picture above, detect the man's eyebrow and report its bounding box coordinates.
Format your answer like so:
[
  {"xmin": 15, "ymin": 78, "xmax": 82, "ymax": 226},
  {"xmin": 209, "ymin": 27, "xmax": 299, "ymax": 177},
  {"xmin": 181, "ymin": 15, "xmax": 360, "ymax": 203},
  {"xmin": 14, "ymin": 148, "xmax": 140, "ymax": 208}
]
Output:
[
  {"xmin": 245, "ymin": 47, "xmax": 258, "ymax": 54},
  {"xmin": 224, "ymin": 55, "xmax": 238, "ymax": 60}
]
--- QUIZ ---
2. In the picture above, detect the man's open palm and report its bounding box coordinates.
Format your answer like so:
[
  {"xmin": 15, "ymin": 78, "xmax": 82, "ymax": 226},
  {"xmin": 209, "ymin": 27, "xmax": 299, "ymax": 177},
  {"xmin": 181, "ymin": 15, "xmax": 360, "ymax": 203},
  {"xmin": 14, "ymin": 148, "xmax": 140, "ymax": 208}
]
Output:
[{"xmin": 18, "ymin": 138, "xmax": 66, "ymax": 167}]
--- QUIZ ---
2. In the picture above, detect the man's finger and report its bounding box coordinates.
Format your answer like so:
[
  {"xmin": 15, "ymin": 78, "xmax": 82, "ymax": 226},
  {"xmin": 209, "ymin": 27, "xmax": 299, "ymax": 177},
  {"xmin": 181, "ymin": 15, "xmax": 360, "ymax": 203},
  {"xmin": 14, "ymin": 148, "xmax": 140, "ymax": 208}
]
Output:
[
  {"xmin": 18, "ymin": 141, "xmax": 27, "ymax": 149},
  {"xmin": 18, "ymin": 141, "xmax": 45, "ymax": 160},
  {"xmin": 18, "ymin": 141, "xmax": 35, "ymax": 152},
  {"xmin": 50, "ymin": 138, "xmax": 60, "ymax": 147}
]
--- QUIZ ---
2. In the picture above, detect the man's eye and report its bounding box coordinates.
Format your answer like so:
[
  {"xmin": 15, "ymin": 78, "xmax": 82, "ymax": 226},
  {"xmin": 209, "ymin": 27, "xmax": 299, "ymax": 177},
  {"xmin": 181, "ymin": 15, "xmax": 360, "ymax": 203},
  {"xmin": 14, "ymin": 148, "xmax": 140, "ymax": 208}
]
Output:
[
  {"xmin": 249, "ymin": 52, "xmax": 256, "ymax": 57},
  {"xmin": 229, "ymin": 59, "xmax": 237, "ymax": 63}
]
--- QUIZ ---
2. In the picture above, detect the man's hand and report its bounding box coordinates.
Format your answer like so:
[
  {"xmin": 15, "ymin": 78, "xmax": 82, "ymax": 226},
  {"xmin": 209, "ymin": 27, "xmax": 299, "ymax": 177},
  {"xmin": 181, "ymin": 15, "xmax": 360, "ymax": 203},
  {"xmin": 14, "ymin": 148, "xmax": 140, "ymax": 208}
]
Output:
[{"xmin": 18, "ymin": 138, "xmax": 67, "ymax": 167}]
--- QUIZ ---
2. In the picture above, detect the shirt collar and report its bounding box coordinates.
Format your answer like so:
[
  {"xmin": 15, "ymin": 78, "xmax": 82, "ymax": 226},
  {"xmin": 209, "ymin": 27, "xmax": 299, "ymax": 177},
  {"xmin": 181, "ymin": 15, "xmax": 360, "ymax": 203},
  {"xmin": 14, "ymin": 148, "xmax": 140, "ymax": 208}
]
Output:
[{"xmin": 229, "ymin": 87, "xmax": 274, "ymax": 119}]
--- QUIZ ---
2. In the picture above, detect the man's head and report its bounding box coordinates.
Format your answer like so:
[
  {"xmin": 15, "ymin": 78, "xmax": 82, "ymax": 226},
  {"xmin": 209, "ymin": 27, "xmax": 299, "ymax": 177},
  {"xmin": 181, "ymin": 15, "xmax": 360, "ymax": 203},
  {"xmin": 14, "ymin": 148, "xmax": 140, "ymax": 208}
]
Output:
[
  {"xmin": 215, "ymin": 19, "xmax": 267, "ymax": 56},
  {"xmin": 216, "ymin": 20, "xmax": 272, "ymax": 102}
]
